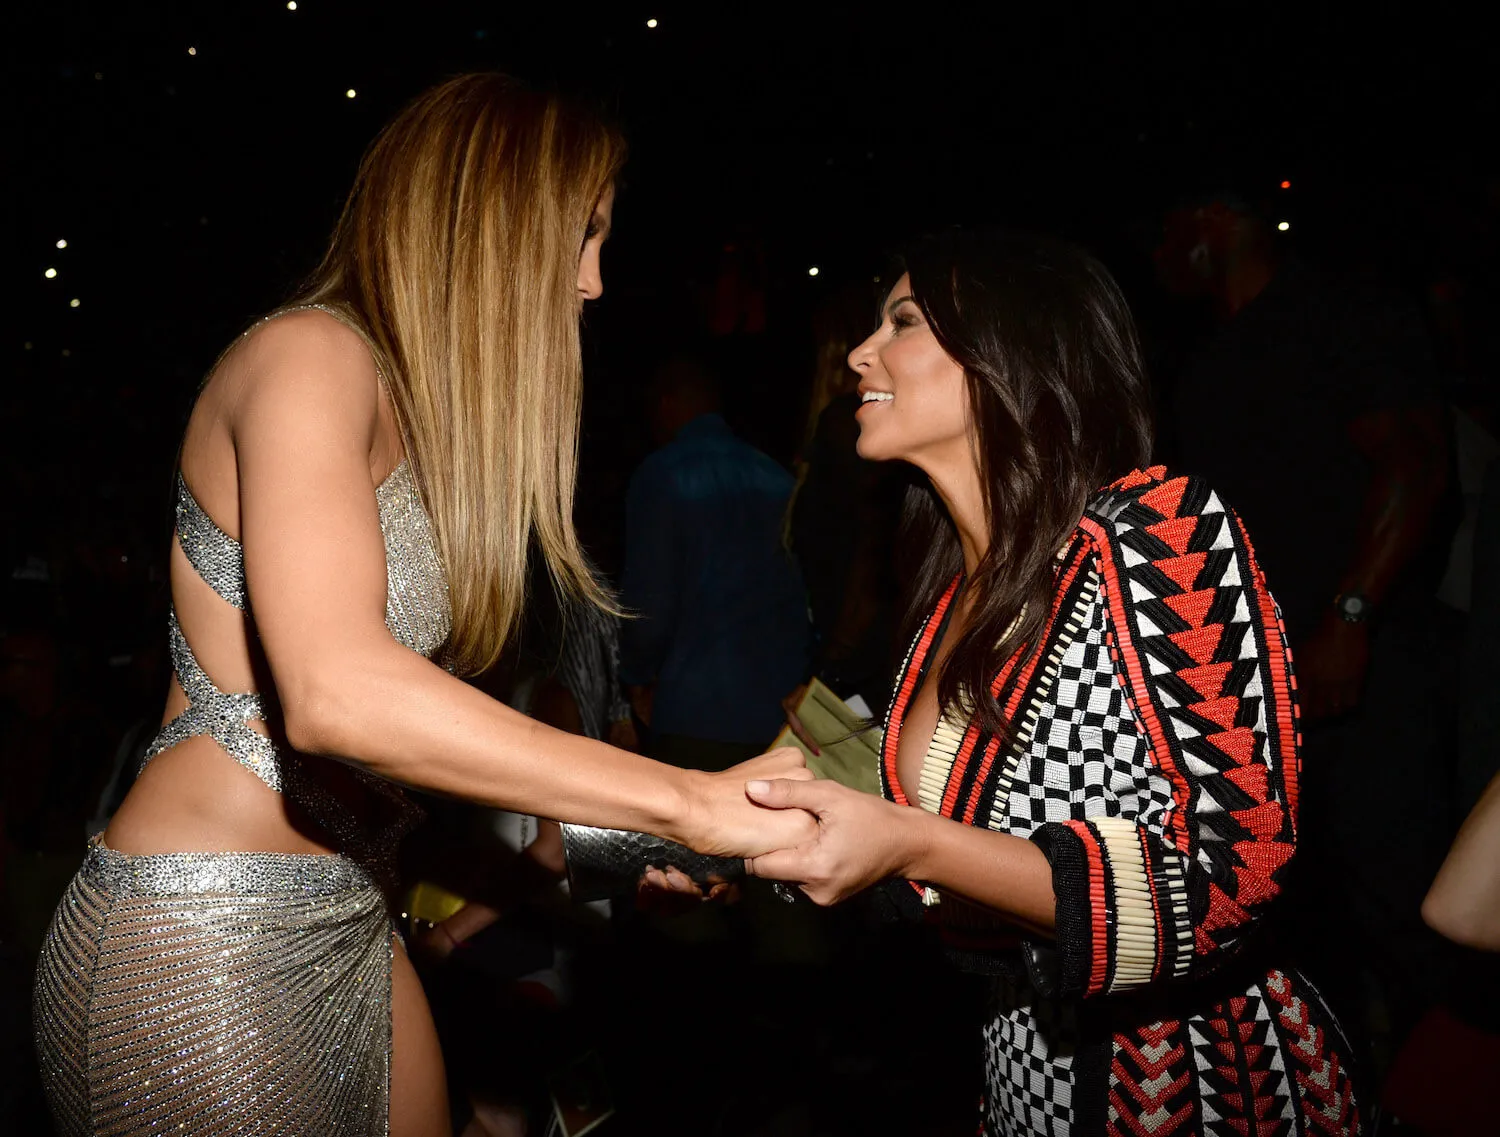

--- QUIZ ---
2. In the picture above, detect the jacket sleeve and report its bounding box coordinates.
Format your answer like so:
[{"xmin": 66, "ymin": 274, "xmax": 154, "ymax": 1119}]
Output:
[{"xmin": 1029, "ymin": 470, "xmax": 1301, "ymax": 999}]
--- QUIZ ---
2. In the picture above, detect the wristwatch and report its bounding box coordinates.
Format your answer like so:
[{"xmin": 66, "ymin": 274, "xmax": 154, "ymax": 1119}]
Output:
[{"xmin": 1334, "ymin": 593, "xmax": 1372, "ymax": 623}]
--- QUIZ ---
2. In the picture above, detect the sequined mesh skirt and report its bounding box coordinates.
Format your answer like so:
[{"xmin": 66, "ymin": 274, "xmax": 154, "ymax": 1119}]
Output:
[{"xmin": 32, "ymin": 839, "xmax": 393, "ymax": 1136}]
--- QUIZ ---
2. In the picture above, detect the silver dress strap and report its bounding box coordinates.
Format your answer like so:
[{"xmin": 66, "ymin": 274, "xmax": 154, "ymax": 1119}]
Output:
[
  {"xmin": 175, "ymin": 475, "xmax": 247, "ymax": 610},
  {"xmin": 141, "ymin": 609, "xmax": 282, "ymax": 790}
]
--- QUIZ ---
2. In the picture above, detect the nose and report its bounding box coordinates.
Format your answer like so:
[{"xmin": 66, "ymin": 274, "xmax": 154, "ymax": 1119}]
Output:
[
  {"xmin": 577, "ymin": 255, "xmax": 603, "ymax": 302},
  {"xmin": 847, "ymin": 329, "xmax": 879, "ymax": 373}
]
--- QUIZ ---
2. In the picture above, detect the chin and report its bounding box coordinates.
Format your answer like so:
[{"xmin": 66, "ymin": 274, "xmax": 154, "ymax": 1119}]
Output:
[{"xmin": 854, "ymin": 426, "xmax": 894, "ymax": 463}]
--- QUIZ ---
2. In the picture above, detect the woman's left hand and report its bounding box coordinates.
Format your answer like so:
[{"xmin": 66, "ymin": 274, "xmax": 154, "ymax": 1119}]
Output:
[
  {"xmin": 635, "ymin": 866, "xmax": 739, "ymax": 916},
  {"xmin": 742, "ymin": 778, "xmax": 922, "ymax": 906}
]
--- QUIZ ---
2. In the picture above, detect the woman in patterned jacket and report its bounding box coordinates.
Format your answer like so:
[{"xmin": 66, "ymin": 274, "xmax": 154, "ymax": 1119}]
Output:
[{"xmin": 746, "ymin": 230, "xmax": 1363, "ymax": 1136}]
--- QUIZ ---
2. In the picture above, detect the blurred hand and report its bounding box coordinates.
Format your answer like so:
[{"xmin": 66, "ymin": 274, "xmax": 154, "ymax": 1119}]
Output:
[
  {"xmin": 1296, "ymin": 615, "xmax": 1371, "ymax": 722},
  {"xmin": 413, "ymin": 921, "xmax": 462, "ymax": 964},
  {"xmin": 679, "ymin": 747, "xmax": 818, "ymax": 860},
  {"xmin": 608, "ymin": 717, "xmax": 640, "ymax": 753},
  {"xmin": 744, "ymin": 777, "xmax": 917, "ymax": 906},
  {"xmin": 634, "ymin": 865, "xmax": 740, "ymax": 916},
  {"xmin": 780, "ymin": 683, "xmax": 820, "ymax": 755}
]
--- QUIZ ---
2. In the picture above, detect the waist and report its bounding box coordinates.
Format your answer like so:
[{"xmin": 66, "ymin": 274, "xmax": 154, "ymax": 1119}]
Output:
[{"xmin": 83, "ymin": 833, "xmax": 381, "ymax": 899}]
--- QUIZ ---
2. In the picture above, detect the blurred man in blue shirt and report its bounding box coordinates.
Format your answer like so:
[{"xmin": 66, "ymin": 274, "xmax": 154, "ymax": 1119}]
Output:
[{"xmin": 620, "ymin": 357, "xmax": 811, "ymax": 771}]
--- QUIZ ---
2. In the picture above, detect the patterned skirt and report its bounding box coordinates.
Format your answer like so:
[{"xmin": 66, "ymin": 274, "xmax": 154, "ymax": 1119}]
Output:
[
  {"xmin": 981, "ymin": 963, "xmax": 1362, "ymax": 1136},
  {"xmin": 32, "ymin": 837, "xmax": 393, "ymax": 1136}
]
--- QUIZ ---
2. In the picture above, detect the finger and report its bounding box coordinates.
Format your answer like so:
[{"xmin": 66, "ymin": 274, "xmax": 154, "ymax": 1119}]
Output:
[
  {"xmin": 663, "ymin": 867, "xmax": 703, "ymax": 896},
  {"xmin": 745, "ymin": 847, "xmax": 808, "ymax": 882},
  {"xmin": 759, "ymin": 745, "xmax": 810, "ymax": 769},
  {"xmin": 745, "ymin": 776, "xmax": 829, "ymax": 811}
]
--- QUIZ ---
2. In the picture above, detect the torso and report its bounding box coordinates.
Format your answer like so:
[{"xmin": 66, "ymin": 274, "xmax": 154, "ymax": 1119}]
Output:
[
  {"xmin": 103, "ymin": 309, "xmax": 409, "ymax": 858},
  {"xmin": 894, "ymin": 590, "xmax": 973, "ymax": 807}
]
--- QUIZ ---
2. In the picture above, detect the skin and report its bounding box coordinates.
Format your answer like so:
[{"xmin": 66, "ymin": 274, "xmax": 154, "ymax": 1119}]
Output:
[
  {"xmin": 102, "ymin": 187, "xmax": 816, "ymax": 1137},
  {"xmin": 742, "ymin": 276, "xmax": 1056, "ymax": 934},
  {"xmin": 1422, "ymin": 770, "xmax": 1500, "ymax": 951}
]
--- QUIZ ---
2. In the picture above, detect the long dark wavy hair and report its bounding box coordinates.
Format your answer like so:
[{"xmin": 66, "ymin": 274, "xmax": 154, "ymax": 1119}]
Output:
[{"xmin": 895, "ymin": 229, "xmax": 1154, "ymax": 738}]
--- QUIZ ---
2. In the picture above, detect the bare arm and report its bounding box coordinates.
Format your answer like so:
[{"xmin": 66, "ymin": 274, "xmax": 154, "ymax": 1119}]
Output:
[
  {"xmin": 1298, "ymin": 404, "xmax": 1449, "ymax": 721},
  {"xmin": 1341, "ymin": 403, "xmax": 1450, "ymax": 605},
  {"xmin": 747, "ymin": 781, "xmax": 1055, "ymax": 935},
  {"xmin": 1423, "ymin": 772, "xmax": 1500, "ymax": 951},
  {"xmin": 232, "ymin": 324, "xmax": 811, "ymax": 858}
]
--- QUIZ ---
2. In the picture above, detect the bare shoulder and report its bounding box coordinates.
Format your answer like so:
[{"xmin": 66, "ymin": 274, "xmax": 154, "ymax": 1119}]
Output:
[{"xmin": 223, "ymin": 308, "xmax": 383, "ymax": 429}]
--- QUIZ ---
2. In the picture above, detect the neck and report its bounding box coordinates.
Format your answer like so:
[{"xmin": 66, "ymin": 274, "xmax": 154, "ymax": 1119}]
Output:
[{"xmin": 926, "ymin": 459, "xmax": 990, "ymax": 578}]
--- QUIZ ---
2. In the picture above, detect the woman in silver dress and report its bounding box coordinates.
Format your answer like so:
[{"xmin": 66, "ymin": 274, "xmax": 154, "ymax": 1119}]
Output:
[{"xmin": 32, "ymin": 73, "xmax": 813, "ymax": 1137}]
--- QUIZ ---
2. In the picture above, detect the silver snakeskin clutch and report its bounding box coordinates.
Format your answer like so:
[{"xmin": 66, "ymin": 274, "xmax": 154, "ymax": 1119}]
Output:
[{"xmin": 559, "ymin": 824, "xmax": 745, "ymax": 902}]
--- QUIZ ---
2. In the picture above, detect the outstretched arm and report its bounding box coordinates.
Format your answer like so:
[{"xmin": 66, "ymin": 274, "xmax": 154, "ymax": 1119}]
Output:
[
  {"xmin": 1423, "ymin": 771, "xmax": 1500, "ymax": 951},
  {"xmin": 749, "ymin": 473, "xmax": 1302, "ymax": 1000},
  {"xmin": 232, "ymin": 315, "xmax": 813, "ymax": 859}
]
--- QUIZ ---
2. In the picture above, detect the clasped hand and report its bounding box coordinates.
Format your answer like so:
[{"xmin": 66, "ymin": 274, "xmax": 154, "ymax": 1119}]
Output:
[{"xmin": 647, "ymin": 746, "xmax": 919, "ymax": 908}]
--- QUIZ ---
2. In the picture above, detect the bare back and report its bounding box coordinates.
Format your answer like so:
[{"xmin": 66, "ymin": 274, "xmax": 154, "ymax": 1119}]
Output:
[{"xmin": 104, "ymin": 308, "xmax": 407, "ymax": 857}]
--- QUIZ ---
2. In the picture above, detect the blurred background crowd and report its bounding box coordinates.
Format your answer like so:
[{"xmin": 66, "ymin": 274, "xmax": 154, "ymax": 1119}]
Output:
[{"xmin": 3, "ymin": 4, "xmax": 1498, "ymax": 1134}]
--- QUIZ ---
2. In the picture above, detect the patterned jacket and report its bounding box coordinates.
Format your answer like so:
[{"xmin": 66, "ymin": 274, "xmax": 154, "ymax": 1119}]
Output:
[{"xmin": 880, "ymin": 468, "xmax": 1361, "ymax": 1137}]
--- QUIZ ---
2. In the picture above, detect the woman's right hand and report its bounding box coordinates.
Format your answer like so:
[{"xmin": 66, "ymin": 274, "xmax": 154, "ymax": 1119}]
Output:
[{"xmin": 678, "ymin": 746, "xmax": 819, "ymax": 860}]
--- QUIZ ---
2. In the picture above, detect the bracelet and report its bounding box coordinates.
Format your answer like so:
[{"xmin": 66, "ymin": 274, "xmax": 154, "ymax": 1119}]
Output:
[{"xmin": 559, "ymin": 823, "xmax": 744, "ymax": 903}]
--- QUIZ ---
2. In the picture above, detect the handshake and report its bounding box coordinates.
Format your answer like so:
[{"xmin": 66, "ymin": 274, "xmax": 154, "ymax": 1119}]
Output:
[{"xmin": 565, "ymin": 677, "xmax": 909, "ymax": 909}]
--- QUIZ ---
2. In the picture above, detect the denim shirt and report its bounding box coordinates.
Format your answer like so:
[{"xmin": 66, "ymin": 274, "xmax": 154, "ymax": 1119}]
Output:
[{"xmin": 619, "ymin": 414, "xmax": 811, "ymax": 745}]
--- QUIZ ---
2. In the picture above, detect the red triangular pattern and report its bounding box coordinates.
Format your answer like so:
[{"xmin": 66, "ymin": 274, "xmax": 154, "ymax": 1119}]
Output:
[
  {"xmin": 1230, "ymin": 996, "xmax": 1248, "ymax": 1018},
  {"xmin": 1234, "ymin": 839, "xmax": 1295, "ymax": 880},
  {"xmin": 1246, "ymin": 1058, "xmax": 1268, "ymax": 1084},
  {"xmin": 1207, "ymin": 727, "xmax": 1257, "ymax": 766},
  {"xmin": 1223, "ymin": 765, "xmax": 1269, "ymax": 800},
  {"xmin": 1147, "ymin": 514, "xmax": 1198, "ymax": 555},
  {"xmin": 1193, "ymin": 695, "xmax": 1241, "ymax": 730},
  {"xmin": 1179, "ymin": 663, "xmax": 1233, "ymax": 702},
  {"xmin": 1232, "ymin": 802, "xmax": 1287, "ymax": 843},
  {"xmin": 1224, "ymin": 1114, "xmax": 1250, "ymax": 1136},
  {"xmin": 1169, "ymin": 626, "xmax": 1222, "ymax": 667},
  {"xmin": 1201, "ymin": 884, "xmax": 1251, "ymax": 933},
  {"xmin": 1164, "ymin": 588, "xmax": 1217, "ymax": 629},
  {"xmin": 1233, "ymin": 862, "xmax": 1283, "ymax": 909},
  {"xmin": 1217, "ymin": 1044, "xmax": 1240, "ymax": 1066},
  {"xmin": 1118, "ymin": 468, "xmax": 1157, "ymax": 490},
  {"xmin": 1154, "ymin": 551, "xmax": 1208, "ymax": 592},
  {"xmin": 1139, "ymin": 475, "xmax": 1188, "ymax": 518}
]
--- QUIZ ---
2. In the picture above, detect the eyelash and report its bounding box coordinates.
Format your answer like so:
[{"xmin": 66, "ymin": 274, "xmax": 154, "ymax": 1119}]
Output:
[{"xmin": 890, "ymin": 313, "xmax": 916, "ymax": 333}]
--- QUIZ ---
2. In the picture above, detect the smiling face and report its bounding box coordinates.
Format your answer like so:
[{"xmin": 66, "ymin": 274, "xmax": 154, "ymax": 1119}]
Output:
[
  {"xmin": 849, "ymin": 273, "xmax": 973, "ymax": 470},
  {"xmin": 576, "ymin": 184, "xmax": 614, "ymax": 302}
]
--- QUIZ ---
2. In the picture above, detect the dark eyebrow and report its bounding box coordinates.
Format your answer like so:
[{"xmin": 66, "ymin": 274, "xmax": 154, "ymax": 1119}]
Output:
[{"xmin": 885, "ymin": 293, "xmax": 916, "ymax": 317}]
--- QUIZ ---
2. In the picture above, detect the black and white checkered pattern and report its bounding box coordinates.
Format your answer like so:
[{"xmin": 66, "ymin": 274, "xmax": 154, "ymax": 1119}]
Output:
[
  {"xmin": 983, "ymin": 975, "xmax": 1078, "ymax": 1137},
  {"xmin": 997, "ymin": 590, "xmax": 1177, "ymax": 841}
]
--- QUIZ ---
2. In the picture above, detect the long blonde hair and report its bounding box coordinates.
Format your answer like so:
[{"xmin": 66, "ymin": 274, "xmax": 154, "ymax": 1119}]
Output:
[{"xmin": 293, "ymin": 73, "xmax": 626, "ymax": 676}]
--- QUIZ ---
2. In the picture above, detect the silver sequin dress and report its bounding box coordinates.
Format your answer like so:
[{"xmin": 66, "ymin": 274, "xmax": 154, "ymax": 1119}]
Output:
[{"xmin": 32, "ymin": 306, "xmax": 452, "ymax": 1137}]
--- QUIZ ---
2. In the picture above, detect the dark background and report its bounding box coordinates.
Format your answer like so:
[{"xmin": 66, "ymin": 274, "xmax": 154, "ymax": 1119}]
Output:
[
  {"xmin": 3, "ymin": 3, "xmax": 1498, "ymax": 1132},
  {"xmin": 5, "ymin": 4, "xmax": 1497, "ymax": 566}
]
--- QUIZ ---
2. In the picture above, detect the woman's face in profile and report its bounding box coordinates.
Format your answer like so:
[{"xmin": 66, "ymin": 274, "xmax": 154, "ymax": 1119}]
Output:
[
  {"xmin": 577, "ymin": 185, "xmax": 615, "ymax": 303},
  {"xmin": 848, "ymin": 273, "xmax": 971, "ymax": 468}
]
